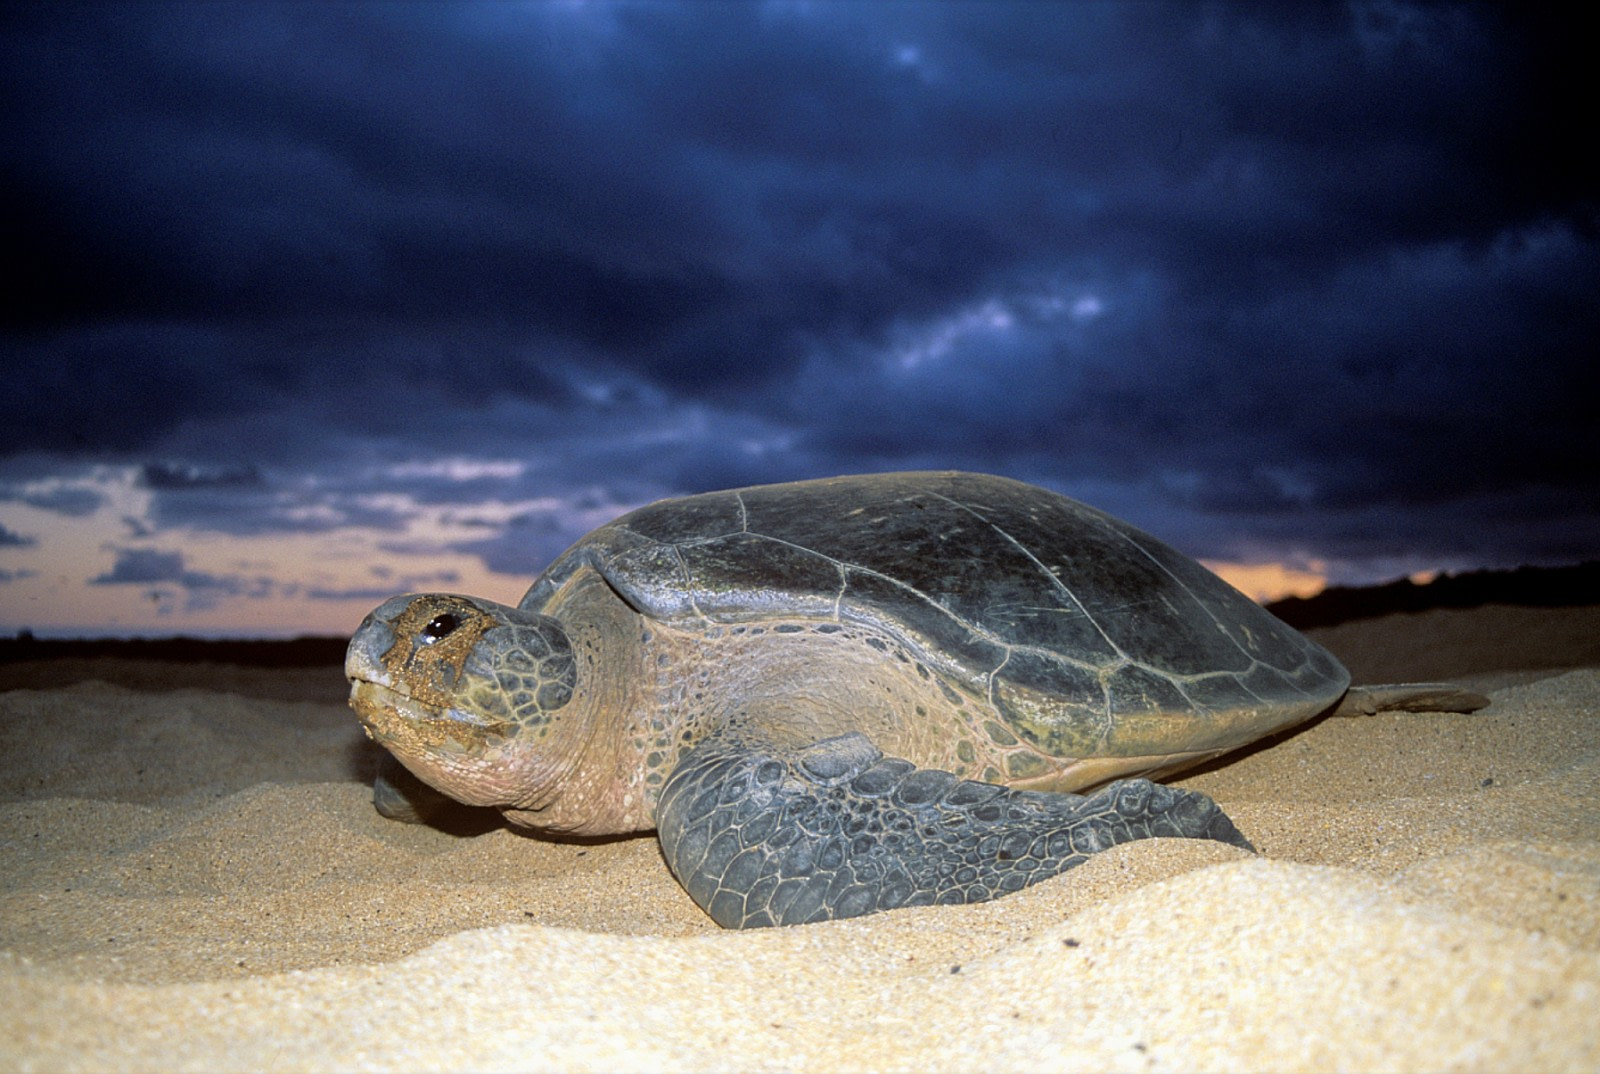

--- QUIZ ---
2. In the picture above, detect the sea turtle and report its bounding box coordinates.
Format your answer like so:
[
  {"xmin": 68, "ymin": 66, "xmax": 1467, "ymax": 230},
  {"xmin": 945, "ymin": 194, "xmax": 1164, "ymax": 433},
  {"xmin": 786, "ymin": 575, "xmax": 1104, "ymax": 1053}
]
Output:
[{"xmin": 346, "ymin": 471, "xmax": 1486, "ymax": 928}]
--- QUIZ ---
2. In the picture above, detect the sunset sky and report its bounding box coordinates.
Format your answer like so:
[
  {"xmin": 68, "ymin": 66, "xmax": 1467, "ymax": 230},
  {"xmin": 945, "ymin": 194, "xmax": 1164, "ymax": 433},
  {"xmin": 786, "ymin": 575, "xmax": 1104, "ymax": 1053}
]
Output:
[{"xmin": 2, "ymin": 2, "xmax": 1595, "ymax": 638}]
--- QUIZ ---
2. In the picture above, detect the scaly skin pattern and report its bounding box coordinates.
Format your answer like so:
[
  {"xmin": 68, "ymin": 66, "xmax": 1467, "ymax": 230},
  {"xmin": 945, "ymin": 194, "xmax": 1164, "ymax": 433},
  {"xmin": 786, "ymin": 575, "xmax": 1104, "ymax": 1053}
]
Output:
[{"xmin": 656, "ymin": 729, "xmax": 1251, "ymax": 928}]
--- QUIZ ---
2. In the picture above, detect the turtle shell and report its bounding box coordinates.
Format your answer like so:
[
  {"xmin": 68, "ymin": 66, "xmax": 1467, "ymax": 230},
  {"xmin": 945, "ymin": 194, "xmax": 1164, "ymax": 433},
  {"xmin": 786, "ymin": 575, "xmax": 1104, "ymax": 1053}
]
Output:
[{"xmin": 521, "ymin": 471, "xmax": 1349, "ymax": 757}]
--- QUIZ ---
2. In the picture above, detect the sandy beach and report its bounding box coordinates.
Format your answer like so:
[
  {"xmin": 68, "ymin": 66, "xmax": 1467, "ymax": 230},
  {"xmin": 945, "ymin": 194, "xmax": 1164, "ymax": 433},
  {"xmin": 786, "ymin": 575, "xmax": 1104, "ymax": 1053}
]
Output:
[{"xmin": 2, "ymin": 603, "xmax": 1597, "ymax": 1072}]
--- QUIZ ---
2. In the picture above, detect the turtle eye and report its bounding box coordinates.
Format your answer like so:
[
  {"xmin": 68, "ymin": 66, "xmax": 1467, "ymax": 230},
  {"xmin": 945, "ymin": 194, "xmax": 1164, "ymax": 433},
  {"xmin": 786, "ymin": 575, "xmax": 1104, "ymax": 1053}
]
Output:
[{"xmin": 420, "ymin": 613, "xmax": 461, "ymax": 643}]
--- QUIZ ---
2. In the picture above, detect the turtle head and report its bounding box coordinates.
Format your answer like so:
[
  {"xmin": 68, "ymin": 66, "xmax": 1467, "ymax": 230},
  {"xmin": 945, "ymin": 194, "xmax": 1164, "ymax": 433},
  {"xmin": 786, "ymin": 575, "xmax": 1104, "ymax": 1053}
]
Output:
[{"xmin": 346, "ymin": 593, "xmax": 579, "ymax": 810}]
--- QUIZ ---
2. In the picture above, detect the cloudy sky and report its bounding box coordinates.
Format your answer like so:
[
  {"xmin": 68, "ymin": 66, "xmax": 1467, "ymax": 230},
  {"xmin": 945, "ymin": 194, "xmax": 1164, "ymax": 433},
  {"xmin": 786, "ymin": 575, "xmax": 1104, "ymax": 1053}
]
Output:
[{"xmin": 2, "ymin": 2, "xmax": 1595, "ymax": 638}]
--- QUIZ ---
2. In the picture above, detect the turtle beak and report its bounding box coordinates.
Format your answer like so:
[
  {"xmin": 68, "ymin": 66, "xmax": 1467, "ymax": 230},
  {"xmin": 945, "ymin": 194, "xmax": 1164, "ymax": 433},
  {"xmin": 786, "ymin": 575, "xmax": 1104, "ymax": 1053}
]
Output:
[
  {"xmin": 345, "ymin": 594, "xmax": 411, "ymax": 692},
  {"xmin": 346, "ymin": 596, "xmax": 413, "ymax": 747}
]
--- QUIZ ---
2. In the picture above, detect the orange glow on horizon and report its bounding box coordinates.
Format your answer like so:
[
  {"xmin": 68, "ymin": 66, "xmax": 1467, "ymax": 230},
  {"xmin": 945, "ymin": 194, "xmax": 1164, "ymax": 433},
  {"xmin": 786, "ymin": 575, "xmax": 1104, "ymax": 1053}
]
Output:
[{"xmin": 1201, "ymin": 559, "xmax": 1329, "ymax": 604}]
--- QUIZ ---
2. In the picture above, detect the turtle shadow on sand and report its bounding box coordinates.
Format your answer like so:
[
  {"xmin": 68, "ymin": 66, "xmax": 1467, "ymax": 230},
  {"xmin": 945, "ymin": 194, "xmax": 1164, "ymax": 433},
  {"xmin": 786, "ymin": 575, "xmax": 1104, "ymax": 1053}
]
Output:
[{"xmin": 343, "ymin": 471, "xmax": 1485, "ymax": 928}]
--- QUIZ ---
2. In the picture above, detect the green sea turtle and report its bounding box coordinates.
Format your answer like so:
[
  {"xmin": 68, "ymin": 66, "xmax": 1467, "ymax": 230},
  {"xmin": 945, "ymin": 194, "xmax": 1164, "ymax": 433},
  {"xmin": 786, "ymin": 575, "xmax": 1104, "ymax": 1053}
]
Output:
[{"xmin": 346, "ymin": 471, "xmax": 1486, "ymax": 928}]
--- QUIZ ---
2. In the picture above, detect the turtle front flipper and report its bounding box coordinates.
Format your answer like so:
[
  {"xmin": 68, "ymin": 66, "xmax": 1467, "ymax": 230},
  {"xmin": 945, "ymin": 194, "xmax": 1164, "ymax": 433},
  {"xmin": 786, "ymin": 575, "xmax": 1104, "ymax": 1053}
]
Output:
[
  {"xmin": 656, "ymin": 731, "xmax": 1252, "ymax": 929},
  {"xmin": 372, "ymin": 750, "xmax": 460, "ymax": 826}
]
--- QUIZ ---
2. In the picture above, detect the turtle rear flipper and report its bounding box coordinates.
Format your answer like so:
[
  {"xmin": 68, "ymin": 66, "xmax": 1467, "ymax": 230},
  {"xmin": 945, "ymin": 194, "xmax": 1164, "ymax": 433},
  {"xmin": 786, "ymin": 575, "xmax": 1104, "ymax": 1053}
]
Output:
[
  {"xmin": 656, "ymin": 730, "xmax": 1252, "ymax": 929},
  {"xmin": 1331, "ymin": 683, "xmax": 1491, "ymax": 716}
]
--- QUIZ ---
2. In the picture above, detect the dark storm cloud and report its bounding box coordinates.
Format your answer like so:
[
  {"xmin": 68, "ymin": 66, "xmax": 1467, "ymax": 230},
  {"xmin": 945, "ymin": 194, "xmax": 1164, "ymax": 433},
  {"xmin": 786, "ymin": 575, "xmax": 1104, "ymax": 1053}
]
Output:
[
  {"xmin": 139, "ymin": 463, "xmax": 263, "ymax": 491},
  {"xmin": 0, "ymin": 524, "xmax": 36, "ymax": 548},
  {"xmin": 90, "ymin": 546, "xmax": 276, "ymax": 612},
  {"xmin": 1, "ymin": 1, "xmax": 1595, "ymax": 588},
  {"xmin": 0, "ymin": 480, "xmax": 105, "ymax": 518},
  {"xmin": 449, "ymin": 508, "xmax": 597, "ymax": 579},
  {"xmin": 89, "ymin": 549, "xmax": 189, "ymax": 586}
]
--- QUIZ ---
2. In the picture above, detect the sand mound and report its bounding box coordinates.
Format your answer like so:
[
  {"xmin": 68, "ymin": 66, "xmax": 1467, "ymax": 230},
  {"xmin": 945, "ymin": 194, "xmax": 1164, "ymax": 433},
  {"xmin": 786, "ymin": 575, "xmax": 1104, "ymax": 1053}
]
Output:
[{"xmin": 2, "ymin": 605, "xmax": 1597, "ymax": 1071}]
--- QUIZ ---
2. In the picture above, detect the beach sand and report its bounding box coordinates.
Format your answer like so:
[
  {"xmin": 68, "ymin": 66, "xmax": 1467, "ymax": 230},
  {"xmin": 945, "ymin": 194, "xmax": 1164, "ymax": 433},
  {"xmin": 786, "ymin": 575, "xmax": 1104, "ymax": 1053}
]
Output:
[{"xmin": 2, "ymin": 604, "xmax": 1597, "ymax": 1072}]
